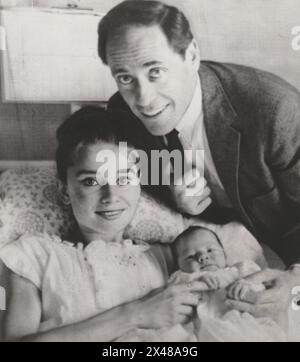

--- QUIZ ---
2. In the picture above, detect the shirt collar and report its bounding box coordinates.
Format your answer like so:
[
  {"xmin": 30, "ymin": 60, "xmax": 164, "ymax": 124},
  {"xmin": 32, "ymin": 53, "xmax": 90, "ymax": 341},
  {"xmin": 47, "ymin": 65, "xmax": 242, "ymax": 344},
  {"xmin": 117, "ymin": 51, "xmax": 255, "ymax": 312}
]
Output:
[{"xmin": 175, "ymin": 75, "xmax": 202, "ymax": 134}]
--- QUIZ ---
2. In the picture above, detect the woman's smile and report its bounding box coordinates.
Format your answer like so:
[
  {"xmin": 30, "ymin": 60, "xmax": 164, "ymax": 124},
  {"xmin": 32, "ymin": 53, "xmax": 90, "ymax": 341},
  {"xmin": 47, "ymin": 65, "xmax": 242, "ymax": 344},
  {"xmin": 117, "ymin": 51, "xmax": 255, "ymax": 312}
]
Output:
[{"xmin": 95, "ymin": 209, "xmax": 125, "ymax": 220}]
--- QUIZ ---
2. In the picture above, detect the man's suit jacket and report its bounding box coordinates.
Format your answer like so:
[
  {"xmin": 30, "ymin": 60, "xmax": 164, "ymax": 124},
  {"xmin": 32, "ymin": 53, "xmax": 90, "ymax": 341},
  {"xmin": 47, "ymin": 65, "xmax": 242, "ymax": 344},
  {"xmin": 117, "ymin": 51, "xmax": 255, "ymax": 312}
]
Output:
[{"xmin": 108, "ymin": 61, "xmax": 300, "ymax": 266}]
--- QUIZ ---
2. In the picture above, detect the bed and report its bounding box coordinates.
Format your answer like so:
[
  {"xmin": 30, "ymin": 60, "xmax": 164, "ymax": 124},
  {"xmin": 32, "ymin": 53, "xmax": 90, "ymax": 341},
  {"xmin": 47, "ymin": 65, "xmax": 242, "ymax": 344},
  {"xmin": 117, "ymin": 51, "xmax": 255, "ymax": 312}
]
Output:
[{"xmin": 0, "ymin": 163, "xmax": 299, "ymax": 341}]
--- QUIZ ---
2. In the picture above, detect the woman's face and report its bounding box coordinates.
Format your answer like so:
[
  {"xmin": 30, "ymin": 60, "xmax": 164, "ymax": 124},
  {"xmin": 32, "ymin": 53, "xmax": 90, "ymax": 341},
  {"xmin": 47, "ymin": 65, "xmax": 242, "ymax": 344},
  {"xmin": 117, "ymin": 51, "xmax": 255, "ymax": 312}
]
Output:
[{"xmin": 64, "ymin": 141, "xmax": 141, "ymax": 243}]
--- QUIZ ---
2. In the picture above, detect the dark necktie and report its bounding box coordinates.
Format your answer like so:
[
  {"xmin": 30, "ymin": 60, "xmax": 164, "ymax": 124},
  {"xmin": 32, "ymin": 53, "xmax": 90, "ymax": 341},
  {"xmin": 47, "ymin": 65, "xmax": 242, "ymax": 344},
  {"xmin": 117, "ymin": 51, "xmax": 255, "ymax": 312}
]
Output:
[
  {"xmin": 165, "ymin": 129, "xmax": 185, "ymax": 176},
  {"xmin": 165, "ymin": 129, "xmax": 184, "ymax": 155}
]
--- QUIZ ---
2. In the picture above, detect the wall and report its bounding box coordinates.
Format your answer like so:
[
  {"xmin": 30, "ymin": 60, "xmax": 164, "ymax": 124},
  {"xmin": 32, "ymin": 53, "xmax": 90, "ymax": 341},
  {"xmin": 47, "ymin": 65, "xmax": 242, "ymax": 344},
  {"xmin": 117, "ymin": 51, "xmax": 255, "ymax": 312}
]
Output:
[
  {"xmin": 0, "ymin": 0, "xmax": 121, "ymax": 161},
  {"xmin": 0, "ymin": 0, "xmax": 300, "ymax": 161}
]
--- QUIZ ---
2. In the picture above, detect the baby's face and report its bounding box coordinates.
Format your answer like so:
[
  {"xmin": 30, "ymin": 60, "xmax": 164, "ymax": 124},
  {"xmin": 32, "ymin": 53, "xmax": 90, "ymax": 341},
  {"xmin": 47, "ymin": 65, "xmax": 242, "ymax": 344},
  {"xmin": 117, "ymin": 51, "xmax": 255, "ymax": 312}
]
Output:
[{"xmin": 176, "ymin": 229, "xmax": 227, "ymax": 273}]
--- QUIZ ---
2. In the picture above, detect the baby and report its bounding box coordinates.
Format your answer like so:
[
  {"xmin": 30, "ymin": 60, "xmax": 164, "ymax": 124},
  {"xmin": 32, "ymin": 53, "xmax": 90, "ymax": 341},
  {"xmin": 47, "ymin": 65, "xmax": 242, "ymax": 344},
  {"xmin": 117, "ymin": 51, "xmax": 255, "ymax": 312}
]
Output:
[
  {"xmin": 119, "ymin": 225, "xmax": 269, "ymax": 342},
  {"xmin": 171, "ymin": 225, "xmax": 264, "ymax": 302},
  {"xmin": 124, "ymin": 225, "xmax": 285, "ymax": 341},
  {"xmin": 168, "ymin": 226, "xmax": 286, "ymax": 341}
]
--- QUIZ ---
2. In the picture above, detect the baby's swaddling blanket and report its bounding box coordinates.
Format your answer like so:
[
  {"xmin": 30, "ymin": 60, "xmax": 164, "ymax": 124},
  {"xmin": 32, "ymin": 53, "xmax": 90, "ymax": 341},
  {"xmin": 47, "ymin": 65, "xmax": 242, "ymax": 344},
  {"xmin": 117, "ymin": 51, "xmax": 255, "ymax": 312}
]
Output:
[
  {"xmin": 194, "ymin": 289, "xmax": 286, "ymax": 342},
  {"xmin": 118, "ymin": 266, "xmax": 287, "ymax": 342}
]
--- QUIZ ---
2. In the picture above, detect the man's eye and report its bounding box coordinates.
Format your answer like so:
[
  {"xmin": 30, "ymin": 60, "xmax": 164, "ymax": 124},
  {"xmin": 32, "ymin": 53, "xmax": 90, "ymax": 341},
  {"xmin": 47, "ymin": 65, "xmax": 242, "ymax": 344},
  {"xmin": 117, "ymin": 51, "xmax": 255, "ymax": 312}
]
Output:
[
  {"xmin": 149, "ymin": 68, "xmax": 165, "ymax": 79},
  {"xmin": 82, "ymin": 178, "xmax": 98, "ymax": 187},
  {"xmin": 117, "ymin": 74, "xmax": 133, "ymax": 85},
  {"xmin": 208, "ymin": 249, "xmax": 212, "ymax": 253}
]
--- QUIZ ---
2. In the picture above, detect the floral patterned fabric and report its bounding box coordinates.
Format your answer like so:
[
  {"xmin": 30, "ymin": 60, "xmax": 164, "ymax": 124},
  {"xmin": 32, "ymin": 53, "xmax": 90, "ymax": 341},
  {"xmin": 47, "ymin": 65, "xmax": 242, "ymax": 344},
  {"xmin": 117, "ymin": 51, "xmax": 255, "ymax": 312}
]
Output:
[
  {"xmin": 0, "ymin": 166, "xmax": 266, "ymax": 268},
  {"xmin": 0, "ymin": 166, "xmax": 185, "ymax": 248}
]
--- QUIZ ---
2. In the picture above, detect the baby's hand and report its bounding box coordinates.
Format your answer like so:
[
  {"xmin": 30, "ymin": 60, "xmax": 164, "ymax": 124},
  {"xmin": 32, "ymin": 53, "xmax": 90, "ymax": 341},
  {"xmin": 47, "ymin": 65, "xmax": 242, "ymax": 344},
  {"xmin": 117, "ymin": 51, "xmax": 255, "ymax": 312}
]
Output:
[
  {"xmin": 199, "ymin": 274, "xmax": 221, "ymax": 290},
  {"xmin": 168, "ymin": 271, "xmax": 209, "ymax": 291}
]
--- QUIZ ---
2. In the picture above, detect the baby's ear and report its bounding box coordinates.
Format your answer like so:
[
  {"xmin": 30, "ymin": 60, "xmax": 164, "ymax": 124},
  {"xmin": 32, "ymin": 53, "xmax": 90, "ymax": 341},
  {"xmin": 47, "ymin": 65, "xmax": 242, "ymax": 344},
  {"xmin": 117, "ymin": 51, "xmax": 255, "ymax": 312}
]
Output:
[{"xmin": 57, "ymin": 179, "xmax": 71, "ymax": 205}]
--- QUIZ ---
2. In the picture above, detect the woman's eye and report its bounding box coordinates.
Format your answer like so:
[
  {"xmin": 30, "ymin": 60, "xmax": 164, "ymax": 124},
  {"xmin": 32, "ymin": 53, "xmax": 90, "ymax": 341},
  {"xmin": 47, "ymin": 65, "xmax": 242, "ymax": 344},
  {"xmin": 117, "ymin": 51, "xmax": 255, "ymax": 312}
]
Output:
[
  {"xmin": 208, "ymin": 249, "xmax": 212, "ymax": 253},
  {"xmin": 117, "ymin": 176, "xmax": 130, "ymax": 186},
  {"xmin": 117, "ymin": 170, "xmax": 140, "ymax": 186},
  {"xmin": 117, "ymin": 74, "xmax": 133, "ymax": 85},
  {"xmin": 82, "ymin": 178, "xmax": 98, "ymax": 187}
]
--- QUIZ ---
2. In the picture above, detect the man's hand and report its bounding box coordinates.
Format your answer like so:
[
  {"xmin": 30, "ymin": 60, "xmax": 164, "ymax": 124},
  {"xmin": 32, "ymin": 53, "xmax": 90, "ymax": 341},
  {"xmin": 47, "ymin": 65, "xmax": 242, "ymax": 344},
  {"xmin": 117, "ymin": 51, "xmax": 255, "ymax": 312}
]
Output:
[
  {"xmin": 227, "ymin": 280, "xmax": 264, "ymax": 303},
  {"xmin": 225, "ymin": 268, "xmax": 300, "ymax": 331},
  {"xmin": 169, "ymin": 168, "xmax": 212, "ymax": 215}
]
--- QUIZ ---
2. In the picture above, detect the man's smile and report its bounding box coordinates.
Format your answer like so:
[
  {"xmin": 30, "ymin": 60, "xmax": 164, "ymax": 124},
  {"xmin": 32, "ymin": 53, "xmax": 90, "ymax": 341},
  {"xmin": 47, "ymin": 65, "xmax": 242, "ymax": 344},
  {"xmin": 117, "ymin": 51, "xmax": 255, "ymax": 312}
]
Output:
[{"xmin": 139, "ymin": 103, "xmax": 170, "ymax": 118}]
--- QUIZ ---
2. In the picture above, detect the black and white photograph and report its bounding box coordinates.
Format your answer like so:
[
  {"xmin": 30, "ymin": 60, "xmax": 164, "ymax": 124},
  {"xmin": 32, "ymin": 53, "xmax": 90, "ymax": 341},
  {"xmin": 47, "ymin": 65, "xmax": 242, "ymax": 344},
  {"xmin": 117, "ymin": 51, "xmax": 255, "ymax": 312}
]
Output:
[{"xmin": 0, "ymin": 0, "xmax": 300, "ymax": 344}]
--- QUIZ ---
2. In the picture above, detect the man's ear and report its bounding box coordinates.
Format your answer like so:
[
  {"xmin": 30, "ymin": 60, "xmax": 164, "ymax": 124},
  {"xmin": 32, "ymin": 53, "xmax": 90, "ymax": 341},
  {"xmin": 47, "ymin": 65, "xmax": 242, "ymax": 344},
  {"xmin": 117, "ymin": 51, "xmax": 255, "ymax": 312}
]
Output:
[
  {"xmin": 185, "ymin": 38, "xmax": 200, "ymax": 70},
  {"xmin": 57, "ymin": 179, "xmax": 71, "ymax": 205}
]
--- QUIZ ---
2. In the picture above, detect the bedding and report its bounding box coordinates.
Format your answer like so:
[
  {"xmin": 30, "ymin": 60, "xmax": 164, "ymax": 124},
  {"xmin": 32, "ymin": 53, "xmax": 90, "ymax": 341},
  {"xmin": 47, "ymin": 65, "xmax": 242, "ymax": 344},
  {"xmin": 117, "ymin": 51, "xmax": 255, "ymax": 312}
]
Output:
[
  {"xmin": 0, "ymin": 165, "xmax": 185, "ymax": 247},
  {"xmin": 0, "ymin": 166, "xmax": 265, "ymax": 267},
  {"xmin": 0, "ymin": 166, "xmax": 299, "ymax": 341}
]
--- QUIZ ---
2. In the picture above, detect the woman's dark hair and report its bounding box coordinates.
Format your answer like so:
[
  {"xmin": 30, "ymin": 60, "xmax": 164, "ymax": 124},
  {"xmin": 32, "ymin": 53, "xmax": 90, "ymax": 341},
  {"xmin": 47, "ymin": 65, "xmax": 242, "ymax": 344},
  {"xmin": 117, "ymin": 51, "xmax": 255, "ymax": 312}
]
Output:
[
  {"xmin": 98, "ymin": 0, "xmax": 194, "ymax": 64},
  {"xmin": 56, "ymin": 106, "xmax": 147, "ymax": 184}
]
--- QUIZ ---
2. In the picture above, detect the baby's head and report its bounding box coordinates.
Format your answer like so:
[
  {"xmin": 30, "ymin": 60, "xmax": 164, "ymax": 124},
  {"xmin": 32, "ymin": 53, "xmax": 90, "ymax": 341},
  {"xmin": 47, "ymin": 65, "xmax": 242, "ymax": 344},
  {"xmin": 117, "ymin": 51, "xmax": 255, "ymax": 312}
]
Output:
[
  {"xmin": 56, "ymin": 106, "xmax": 143, "ymax": 243},
  {"xmin": 173, "ymin": 226, "xmax": 227, "ymax": 273}
]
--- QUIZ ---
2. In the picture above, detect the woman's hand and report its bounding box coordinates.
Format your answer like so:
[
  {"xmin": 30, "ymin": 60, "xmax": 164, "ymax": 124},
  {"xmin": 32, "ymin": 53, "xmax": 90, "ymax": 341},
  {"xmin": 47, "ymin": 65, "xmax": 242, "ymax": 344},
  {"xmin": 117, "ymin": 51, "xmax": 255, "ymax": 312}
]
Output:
[{"xmin": 135, "ymin": 277, "xmax": 209, "ymax": 329}]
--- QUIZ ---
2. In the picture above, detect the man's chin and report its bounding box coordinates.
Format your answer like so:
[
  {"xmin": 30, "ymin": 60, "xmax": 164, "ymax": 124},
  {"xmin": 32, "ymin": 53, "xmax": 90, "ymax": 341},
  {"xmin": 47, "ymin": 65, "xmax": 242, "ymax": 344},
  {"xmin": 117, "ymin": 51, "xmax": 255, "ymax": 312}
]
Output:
[
  {"xmin": 139, "ymin": 115, "xmax": 176, "ymax": 136},
  {"xmin": 141, "ymin": 121, "xmax": 170, "ymax": 136}
]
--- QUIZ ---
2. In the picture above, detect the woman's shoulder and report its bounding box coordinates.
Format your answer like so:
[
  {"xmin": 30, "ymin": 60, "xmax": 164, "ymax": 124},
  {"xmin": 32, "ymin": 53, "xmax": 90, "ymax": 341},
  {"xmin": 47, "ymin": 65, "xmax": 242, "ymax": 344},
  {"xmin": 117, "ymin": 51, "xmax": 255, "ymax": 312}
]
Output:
[
  {"xmin": 0, "ymin": 233, "xmax": 68, "ymax": 258},
  {"xmin": 0, "ymin": 233, "xmax": 66, "ymax": 290},
  {"xmin": 16, "ymin": 232, "xmax": 62, "ymax": 245},
  {"xmin": 0, "ymin": 233, "xmax": 81, "ymax": 289}
]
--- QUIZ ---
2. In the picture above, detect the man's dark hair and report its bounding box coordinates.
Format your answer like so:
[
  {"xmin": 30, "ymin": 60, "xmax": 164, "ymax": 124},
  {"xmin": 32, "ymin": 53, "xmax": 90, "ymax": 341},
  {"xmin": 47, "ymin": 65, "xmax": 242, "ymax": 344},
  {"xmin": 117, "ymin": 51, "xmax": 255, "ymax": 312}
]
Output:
[
  {"xmin": 98, "ymin": 0, "xmax": 194, "ymax": 64},
  {"xmin": 56, "ymin": 106, "xmax": 146, "ymax": 184}
]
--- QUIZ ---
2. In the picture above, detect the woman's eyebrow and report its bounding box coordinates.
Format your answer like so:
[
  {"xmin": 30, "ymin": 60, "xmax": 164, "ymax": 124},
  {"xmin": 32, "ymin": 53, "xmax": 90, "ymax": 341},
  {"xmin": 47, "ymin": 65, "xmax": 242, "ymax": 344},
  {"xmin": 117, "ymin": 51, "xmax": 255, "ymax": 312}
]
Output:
[
  {"xmin": 117, "ymin": 168, "xmax": 137, "ymax": 175},
  {"xmin": 76, "ymin": 170, "xmax": 97, "ymax": 177}
]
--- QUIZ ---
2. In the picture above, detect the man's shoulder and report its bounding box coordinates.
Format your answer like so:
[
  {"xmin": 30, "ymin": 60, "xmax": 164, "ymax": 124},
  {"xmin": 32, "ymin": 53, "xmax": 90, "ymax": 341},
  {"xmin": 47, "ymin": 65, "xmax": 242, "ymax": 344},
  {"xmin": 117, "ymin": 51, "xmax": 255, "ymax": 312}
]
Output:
[
  {"xmin": 200, "ymin": 60, "xmax": 300, "ymax": 101},
  {"xmin": 200, "ymin": 60, "xmax": 300, "ymax": 129},
  {"xmin": 200, "ymin": 60, "xmax": 278, "ymax": 81}
]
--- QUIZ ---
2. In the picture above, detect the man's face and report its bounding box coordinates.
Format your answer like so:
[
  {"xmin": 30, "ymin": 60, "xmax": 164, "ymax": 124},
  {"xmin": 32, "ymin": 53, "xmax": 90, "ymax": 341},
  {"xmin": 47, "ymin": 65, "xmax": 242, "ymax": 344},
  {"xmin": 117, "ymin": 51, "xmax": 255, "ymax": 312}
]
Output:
[{"xmin": 106, "ymin": 25, "xmax": 199, "ymax": 136}]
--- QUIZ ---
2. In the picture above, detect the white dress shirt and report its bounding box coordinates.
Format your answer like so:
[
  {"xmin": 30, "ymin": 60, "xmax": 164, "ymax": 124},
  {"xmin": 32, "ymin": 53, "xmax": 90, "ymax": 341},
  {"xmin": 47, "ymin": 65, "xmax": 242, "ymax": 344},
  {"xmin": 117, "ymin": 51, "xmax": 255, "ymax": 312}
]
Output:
[{"xmin": 166, "ymin": 76, "xmax": 232, "ymax": 208}]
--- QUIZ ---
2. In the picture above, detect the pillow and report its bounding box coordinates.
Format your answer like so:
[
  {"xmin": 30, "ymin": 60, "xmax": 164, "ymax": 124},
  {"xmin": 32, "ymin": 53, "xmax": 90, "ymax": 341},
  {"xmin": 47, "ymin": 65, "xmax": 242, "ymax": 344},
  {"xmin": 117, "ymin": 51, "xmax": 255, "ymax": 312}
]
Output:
[
  {"xmin": 0, "ymin": 166, "xmax": 185, "ymax": 247},
  {"xmin": 0, "ymin": 166, "xmax": 265, "ymax": 266},
  {"xmin": 0, "ymin": 166, "xmax": 73, "ymax": 244}
]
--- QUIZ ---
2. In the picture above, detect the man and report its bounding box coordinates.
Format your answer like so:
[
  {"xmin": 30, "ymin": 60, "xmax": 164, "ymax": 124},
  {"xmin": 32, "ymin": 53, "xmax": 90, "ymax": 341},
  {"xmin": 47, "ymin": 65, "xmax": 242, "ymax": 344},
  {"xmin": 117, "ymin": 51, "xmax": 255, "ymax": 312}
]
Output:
[{"xmin": 97, "ymin": 0, "xmax": 300, "ymax": 328}]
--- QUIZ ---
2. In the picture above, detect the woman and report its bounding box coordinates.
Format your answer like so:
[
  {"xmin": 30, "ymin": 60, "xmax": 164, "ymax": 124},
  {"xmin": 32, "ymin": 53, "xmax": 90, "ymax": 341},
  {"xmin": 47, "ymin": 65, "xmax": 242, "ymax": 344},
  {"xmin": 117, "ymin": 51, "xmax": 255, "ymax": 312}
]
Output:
[{"xmin": 0, "ymin": 107, "xmax": 204, "ymax": 342}]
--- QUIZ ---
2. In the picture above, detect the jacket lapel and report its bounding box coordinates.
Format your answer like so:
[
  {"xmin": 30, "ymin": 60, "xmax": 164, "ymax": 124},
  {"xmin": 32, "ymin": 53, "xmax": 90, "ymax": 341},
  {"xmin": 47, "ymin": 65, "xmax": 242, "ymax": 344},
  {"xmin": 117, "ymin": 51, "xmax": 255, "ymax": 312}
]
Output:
[{"xmin": 200, "ymin": 63, "xmax": 254, "ymax": 230}]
